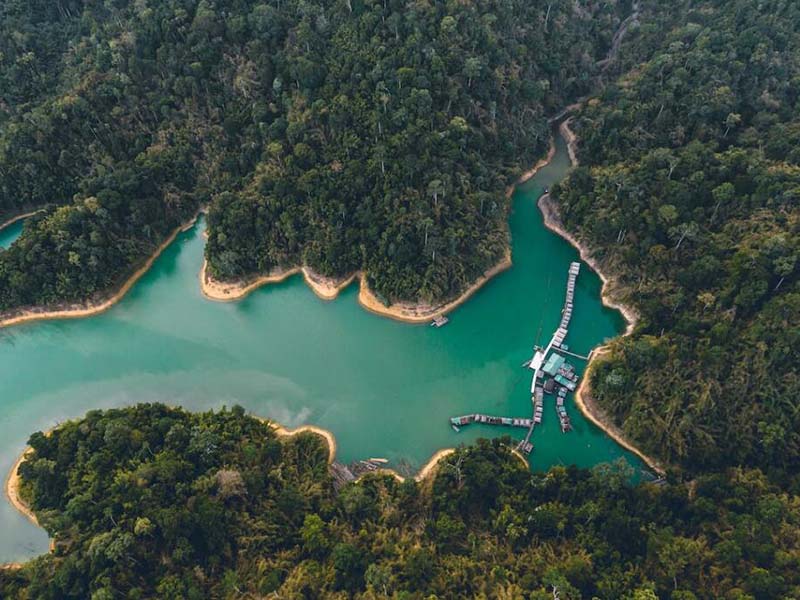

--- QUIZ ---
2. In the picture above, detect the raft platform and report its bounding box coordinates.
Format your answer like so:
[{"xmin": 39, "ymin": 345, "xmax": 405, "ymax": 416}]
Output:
[
  {"xmin": 452, "ymin": 262, "xmax": 585, "ymax": 454},
  {"xmin": 431, "ymin": 316, "xmax": 449, "ymax": 328},
  {"xmin": 450, "ymin": 414, "xmax": 533, "ymax": 429}
]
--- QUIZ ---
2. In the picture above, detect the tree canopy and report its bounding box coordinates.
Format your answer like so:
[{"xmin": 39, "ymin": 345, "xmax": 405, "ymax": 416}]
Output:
[
  {"xmin": 552, "ymin": 0, "xmax": 800, "ymax": 474},
  {"xmin": 0, "ymin": 0, "xmax": 628, "ymax": 310},
  {"xmin": 3, "ymin": 404, "xmax": 800, "ymax": 598}
]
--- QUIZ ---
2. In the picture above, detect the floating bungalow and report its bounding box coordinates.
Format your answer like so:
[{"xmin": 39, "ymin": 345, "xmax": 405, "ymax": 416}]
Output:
[
  {"xmin": 554, "ymin": 374, "xmax": 577, "ymax": 391},
  {"xmin": 455, "ymin": 262, "xmax": 584, "ymax": 450},
  {"xmin": 542, "ymin": 353, "xmax": 567, "ymax": 377},
  {"xmin": 449, "ymin": 414, "xmax": 533, "ymax": 431},
  {"xmin": 431, "ymin": 315, "xmax": 449, "ymax": 328}
]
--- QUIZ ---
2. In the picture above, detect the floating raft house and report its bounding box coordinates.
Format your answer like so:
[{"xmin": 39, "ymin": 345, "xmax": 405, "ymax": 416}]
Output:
[
  {"xmin": 554, "ymin": 374, "xmax": 577, "ymax": 391},
  {"xmin": 542, "ymin": 353, "xmax": 566, "ymax": 376},
  {"xmin": 431, "ymin": 315, "xmax": 449, "ymax": 328},
  {"xmin": 450, "ymin": 414, "xmax": 533, "ymax": 429}
]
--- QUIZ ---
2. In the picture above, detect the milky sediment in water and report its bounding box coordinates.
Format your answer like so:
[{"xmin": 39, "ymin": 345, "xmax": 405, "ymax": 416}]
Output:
[{"xmin": 0, "ymin": 136, "xmax": 642, "ymax": 562}]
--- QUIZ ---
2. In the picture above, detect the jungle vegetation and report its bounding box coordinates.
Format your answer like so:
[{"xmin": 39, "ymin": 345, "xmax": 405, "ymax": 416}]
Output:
[
  {"xmin": 0, "ymin": 0, "xmax": 629, "ymax": 310},
  {"xmin": 552, "ymin": 0, "xmax": 800, "ymax": 475},
  {"xmin": 2, "ymin": 0, "xmax": 800, "ymax": 597},
  {"xmin": 2, "ymin": 404, "xmax": 800, "ymax": 599}
]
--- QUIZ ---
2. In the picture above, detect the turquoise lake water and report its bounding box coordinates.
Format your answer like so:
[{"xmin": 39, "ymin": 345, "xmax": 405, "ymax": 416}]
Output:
[
  {"xmin": 0, "ymin": 136, "xmax": 643, "ymax": 563},
  {"xmin": 0, "ymin": 219, "xmax": 23, "ymax": 249}
]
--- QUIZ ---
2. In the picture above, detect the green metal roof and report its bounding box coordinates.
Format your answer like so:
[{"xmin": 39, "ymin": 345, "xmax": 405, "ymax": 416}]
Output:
[{"xmin": 542, "ymin": 353, "xmax": 566, "ymax": 376}]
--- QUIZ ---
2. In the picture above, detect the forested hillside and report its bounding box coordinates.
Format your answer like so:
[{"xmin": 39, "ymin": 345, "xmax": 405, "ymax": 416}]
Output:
[
  {"xmin": 3, "ymin": 405, "xmax": 800, "ymax": 599},
  {"xmin": 552, "ymin": 0, "xmax": 800, "ymax": 474},
  {"xmin": 0, "ymin": 0, "xmax": 630, "ymax": 311}
]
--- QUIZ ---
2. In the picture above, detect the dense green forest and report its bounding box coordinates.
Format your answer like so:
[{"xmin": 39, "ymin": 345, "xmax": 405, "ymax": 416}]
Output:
[
  {"xmin": 4, "ymin": 0, "xmax": 800, "ymax": 597},
  {"xmin": 0, "ymin": 0, "xmax": 630, "ymax": 311},
  {"xmin": 4, "ymin": 404, "xmax": 800, "ymax": 599},
  {"xmin": 552, "ymin": 0, "xmax": 800, "ymax": 475}
]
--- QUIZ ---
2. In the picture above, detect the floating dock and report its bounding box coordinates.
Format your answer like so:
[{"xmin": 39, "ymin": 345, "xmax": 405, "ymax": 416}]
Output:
[
  {"xmin": 451, "ymin": 262, "xmax": 584, "ymax": 454},
  {"xmin": 431, "ymin": 315, "xmax": 449, "ymax": 328},
  {"xmin": 450, "ymin": 414, "xmax": 534, "ymax": 429},
  {"xmin": 518, "ymin": 261, "xmax": 582, "ymax": 449},
  {"xmin": 533, "ymin": 387, "xmax": 544, "ymax": 424}
]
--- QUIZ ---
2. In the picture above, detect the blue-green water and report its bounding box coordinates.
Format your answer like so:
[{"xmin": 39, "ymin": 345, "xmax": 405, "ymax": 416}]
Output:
[
  {"xmin": 0, "ymin": 136, "xmax": 641, "ymax": 562},
  {"xmin": 0, "ymin": 219, "xmax": 23, "ymax": 249}
]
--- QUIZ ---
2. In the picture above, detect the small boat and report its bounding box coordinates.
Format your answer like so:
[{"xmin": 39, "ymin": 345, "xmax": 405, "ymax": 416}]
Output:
[
  {"xmin": 368, "ymin": 458, "xmax": 389, "ymax": 464},
  {"xmin": 451, "ymin": 424, "xmax": 460, "ymax": 433},
  {"xmin": 431, "ymin": 315, "xmax": 449, "ymax": 328}
]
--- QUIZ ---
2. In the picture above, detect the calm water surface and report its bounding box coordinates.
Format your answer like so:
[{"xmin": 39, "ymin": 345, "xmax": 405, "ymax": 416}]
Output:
[
  {"xmin": 0, "ymin": 219, "xmax": 23, "ymax": 249},
  {"xmin": 0, "ymin": 137, "xmax": 643, "ymax": 562}
]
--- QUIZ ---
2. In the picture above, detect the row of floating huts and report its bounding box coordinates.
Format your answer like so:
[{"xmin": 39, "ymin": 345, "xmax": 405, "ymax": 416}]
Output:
[
  {"xmin": 450, "ymin": 413, "xmax": 533, "ymax": 432},
  {"xmin": 448, "ymin": 262, "xmax": 584, "ymax": 452},
  {"xmin": 535, "ymin": 352, "xmax": 579, "ymax": 432},
  {"xmin": 554, "ymin": 262, "xmax": 580, "ymax": 350},
  {"xmin": 526, "ymin": 262, "xmax": 582, "ymax": 435}
]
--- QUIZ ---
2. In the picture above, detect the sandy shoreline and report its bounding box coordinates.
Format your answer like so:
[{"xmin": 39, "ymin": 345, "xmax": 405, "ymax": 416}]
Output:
[
  {"xmin": 199, "ymin": 139, "xmax": 556, "ymax": 323},
  {"xmin": 538, "ymin": 178, "xmax": 664, "ymax": 475},
  {"xmin": 200, "ymin": 260, "xmax": 357, "ymax": 303},
  {"xmin": 506, "ymin": 137, "xmax": 557, "ymax": 198},
  {"xmin": 574, "ymin": 349, "xmax": 665, "ymax": 475},
  {"xmin": 262, "ymin": 422, "xmax": 460, "ymax": 483},
  {"xmin": 356, "ymin": 248, "xmax": 513, "ymax": 323},
  {"xmin": 0, "ymin": 213, "xmax": 200, "ymax": 330},
  {"xmin": 0, "ymin": 210, "xmax": 43, "ymax": 233},
  {"xmin": 4, "ymin": 450, "xmax": 39, "ymax": 528},
  {"xmin": 201, "ymin": 250, "xmax": 514, "ymax": 325},
  {"xmin": 2, "ymin": 429, "xmax": 57, "ymax": 570},
  {"xmin": 269, "ymin": 422, "xmax": 338, "ymax": 464},
  {"xmin": 560, "ymin": 118, "xmax": 580, "ymax": 167},
  {"xmin": 412, "ymin": 448, "xmax": 456, "ymax": 482}
]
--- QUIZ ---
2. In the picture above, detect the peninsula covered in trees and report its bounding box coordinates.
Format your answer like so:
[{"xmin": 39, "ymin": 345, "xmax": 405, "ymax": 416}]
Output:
[
  {"xmin": 0, "ymin": 0, "xmax": 628, "ymax": 311},
  {"xmin": 4, "ymin": 404, "xmax": 800, "ymax": 599},
  {"xmin": 552, "ymin": 0, "xmax": 800, "ymax": 476}
]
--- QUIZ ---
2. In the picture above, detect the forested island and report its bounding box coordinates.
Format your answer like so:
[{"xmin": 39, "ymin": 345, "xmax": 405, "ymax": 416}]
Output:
[{"xmin": 3, "ymin": 404, "xmax": 800, "ymax": 599}]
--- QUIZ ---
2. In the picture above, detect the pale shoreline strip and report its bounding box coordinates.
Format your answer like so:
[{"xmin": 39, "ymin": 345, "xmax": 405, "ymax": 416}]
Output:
[
  {"xmin": 5, "ymin": 450, "xmax": 39, "ymax": 528},
  {"xmin": 573, "ymin": 348, "xmax": 665, "ymax": 475},
  {"xmin": 355, "ymin": 248, "xmax": 512, "ymax": 324},
  {"xmin": 199, "ymin": 139, "xmax": 555, "ymax": 323},
  {"xmin": 269, "ymin": 422, "xmax": 338, "ymax": 464},
  {"xmin": 201, "ymin": 249, "xmax": 514, "ymax": 326},
  {"xmin": 2, "ymin": 429, "xmax": 57, "ymax": 570},
  {"xmin": 200, "ymin": 260, "xmax": 358, "ymax": 304},
  {"xmin": 0, "ymin": 213, "xmax": 200, "ymax": 330},
  {"xmin": 538, "ymin": 187, "xmax": 664, "ymax": 476},
  {"xmin": 0, "ymin": 210, "xmax": 43, "ymax": 233}
]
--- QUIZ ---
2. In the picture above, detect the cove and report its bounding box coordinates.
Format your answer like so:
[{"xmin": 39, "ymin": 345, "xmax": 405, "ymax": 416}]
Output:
[
  {"xmin": 0, "ymin": 218, "xmax": 24, "ymax": 249},
  {"xmin": 0, "ymin": 135, "xmax": 643, "ymax": 563}
]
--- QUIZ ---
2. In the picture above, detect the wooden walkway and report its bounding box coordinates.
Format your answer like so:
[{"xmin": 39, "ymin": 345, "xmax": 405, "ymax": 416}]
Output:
[
  {"xmin": 451, "ymin": 414, "xmax": 533, "ymax": 429},
  {"xmin": 449, "ymin": 262, "xmax": 583, "ymax": 457},
  {"xmin": 517, "ymin": 262, "xmax": 581, "ymax": 453}
]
